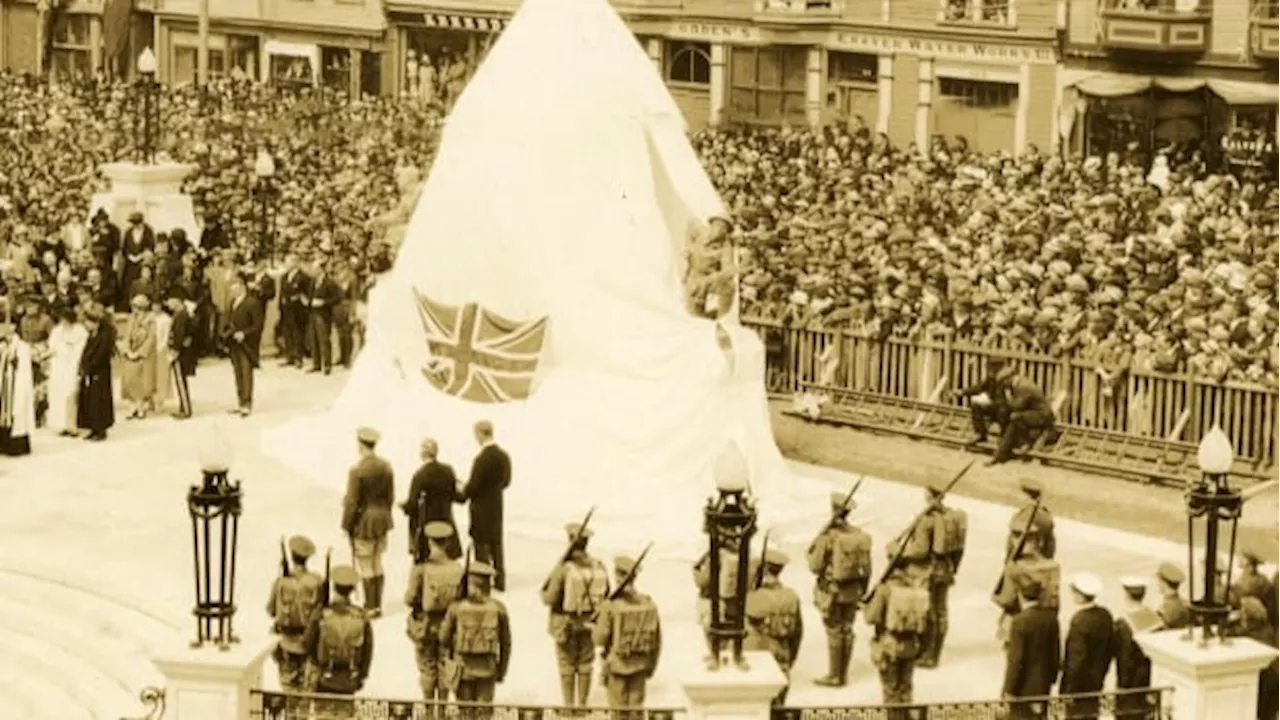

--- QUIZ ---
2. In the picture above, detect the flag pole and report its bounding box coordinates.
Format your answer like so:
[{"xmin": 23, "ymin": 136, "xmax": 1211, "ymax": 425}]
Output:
[{"xmin": 196, "ymin": 0, "xmax": 210, "ymax": 86}]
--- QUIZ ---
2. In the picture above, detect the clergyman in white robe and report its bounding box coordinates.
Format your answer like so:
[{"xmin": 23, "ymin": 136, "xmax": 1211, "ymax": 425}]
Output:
[
  {"xmin": 47, "ymin": 316, "xmax": 88, "ymax": 435},
  {"xmin": 0, "ymin": 332, "xmax": 37, "ymax": 456}
]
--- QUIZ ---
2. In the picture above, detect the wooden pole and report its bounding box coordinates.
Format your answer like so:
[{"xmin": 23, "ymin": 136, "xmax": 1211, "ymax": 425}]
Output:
[{"xmin": 196, "ymin": 0, "xmax": 210, "ymax": 86}]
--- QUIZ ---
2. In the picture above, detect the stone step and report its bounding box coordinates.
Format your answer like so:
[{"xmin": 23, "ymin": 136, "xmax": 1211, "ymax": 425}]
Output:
[{"xmin": 0, "ymin": 624, "xmax": 112, "ymax": 720}]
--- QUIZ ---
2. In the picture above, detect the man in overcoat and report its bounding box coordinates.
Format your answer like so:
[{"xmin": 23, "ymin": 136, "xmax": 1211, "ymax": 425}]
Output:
[
  {"xmin": 1060, "ymin": 573, "xmax": 1116, "ymax": 720},
  {"xmin": 463, "ymin": 420, "xmax": 511, "ymax": 592},
  {"xmin": 1003, "ymin": 581, "xmax": 1060, "ymax": 720},
  {"xmin": 401, "ymin": 438, "xmax": 464, "ymax": 560},
  {"xmin": 223, "ymin": 278, "xmax": 262, "ymax": 416},
  {"xmin": 76, "ymin": 303, "xmax": 115, "ymax": 440}
]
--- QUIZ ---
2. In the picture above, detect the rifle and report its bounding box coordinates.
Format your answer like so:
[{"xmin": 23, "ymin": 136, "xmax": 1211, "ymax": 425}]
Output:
[
  {"xmin": 321, "ymin": 549, "xmax": 332, "ymax": 607},
  {"xmin": 992, "ymin": 496, "xmax": 1043, "ymax": 597},
  {"xmin": 415, "ymin": 494, "xmax": 428, "ymax": 563},
  {"xmin": 278, "ymin": 536, "xmax": 290, "ymax": 578},
  {"xmin": 754, "ymin": 531, "xmax": 771, "ymax": 590},
  {"xmin": 826, "ymin": 477, "xmax": 866, "ymax": 531},
  {"xmin": 457, "ymin": 544, "xmax": 473, "ymax": 600},
  {"xmin": 540, "ymin": 506, "xmax": 597, "ymax": 592},
  {"xmin": 861, "ymin": 461, "xmax": 974, "ymax": 603},
  {"xmin": 591, "ymin": 543, "xmax": 655, "ymax": 622}
]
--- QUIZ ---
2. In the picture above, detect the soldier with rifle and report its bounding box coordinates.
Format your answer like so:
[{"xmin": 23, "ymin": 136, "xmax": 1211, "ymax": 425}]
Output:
[
  {"xmin": 863, "ymin": 533, "xmax": 932, "ymax": 710},
  {"xmin": 593, "ymin": 547, "xmax": 662, "ymax": 717},
  {"xmin": 266, "ymin": 535, "xmax": 324, "ymax": 691},
  {"xmin": 541, "ymin": 512, "xmax": 610, "ymax": 706},
  {"xmin": 919, "ymin": 476, "xmax": 969, "ymax": 668},
  {"xmin": 440, "ymin": 561, "xmax": 511, "ymax": 720},
  {"xmin": 992, "ymin": 491, "xmax": 1061, "ymax": 646},
  {"xmin": 806, "ymin": 479, "xmax": 872, "ymax": 688},
  {"xmin": 745, "ymin": 547, "xmax": 803, "ymax": 706},
  {"xmin": 304, "ymin": 565, "xmax": 375, "ymax": 695},
  {"xmin": 405, "ymin": 522, "xmax": 466, "ymax": 703},
  {"xmin": 1007, "ymin": 478, "xmax": 1055, "ymax": 560}
]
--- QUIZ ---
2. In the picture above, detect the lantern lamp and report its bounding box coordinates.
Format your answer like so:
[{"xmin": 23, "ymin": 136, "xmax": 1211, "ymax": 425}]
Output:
[
  {"xmin": 137, "ymin": 47, "xmax": 158, "ymax": 75},
  {"xmin": 134, "ymin": 48, "xmax": 161, "ymax": 165},
  {"xmin": 187, "ymin": 423, "xmax": 243, "ymax": 650},
  {"xmin": 252, "ymin": 149, "xmax": 277, "ymax": 260},
  {"xmin": 703, "ymin": 442, "xmax": 757, "ymax": 671},
  {"xmin": 253, "ymin": 149, "xmax": 277, "ymax": 179},
  {"xmin": 1185, "ymin": 426, "xmax": 1243, "ymax": 644}
]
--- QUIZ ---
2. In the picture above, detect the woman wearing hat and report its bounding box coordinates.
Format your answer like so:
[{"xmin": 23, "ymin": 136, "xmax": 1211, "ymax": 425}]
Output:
[{"xmin": 119, "ymin": 294, "xmax": 158, "ymax": 419}]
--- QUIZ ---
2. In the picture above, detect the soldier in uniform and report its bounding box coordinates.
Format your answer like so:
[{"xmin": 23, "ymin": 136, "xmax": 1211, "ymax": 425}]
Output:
[
  {"xmin": 863, "ymin": 535, "xmax": 931, "ymax": 712},
  {"xmin": 993, "ymin": 531, "xmax": 1060, "ymax": 646},
  {"xmin": 405, "ymin": 522, "xmax": 465, "ymax": 702},
  {"xmin": 594, "ymin": 554, "xmax": 662, "ymax": 715},
  {"xmin": 440, "ymin": 562, "xmax": 512, "ymax": 714},
  {"xmin": 919, "ymin": 477, "xmax": 967, "ymax": 668},
  {"xmin": 1155, "ymin": 562, "xmax": 1191, "ymax": 631},
  {"xmin": 1114, "ymin": 577, "xmax": 1162, "ymax": 720},
  {"xmin": 304, "ymin": 565, "xmax": 374, "ymax": 695},
  {"xmin": 1233, "ymin": 549, "xmax": 1271, "ymax": 606},
  {"xmin": 266, "ymin": 535, "xmax": 324, "ymax": 691},
  {"xmin": 807, "ymin": 491, "xmax": 873, "ymax": 687},
  {"xmin": 343, "ymin": 426, "xmax": 395, "ymax": 618},
  {"xmin": 541, "ymin": 522, "xmax": 611, "ymax": 706},
  {"xmin": 1007, "ymin": 478, "xmax": 1056, "ymax": 560},
  {"xmin": 744, "ymin": 549, "xmax": 803, "ymax": 706}
]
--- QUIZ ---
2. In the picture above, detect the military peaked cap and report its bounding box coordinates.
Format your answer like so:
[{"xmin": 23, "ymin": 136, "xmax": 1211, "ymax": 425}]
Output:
[
  {"xmin": 1070, "ymin": 572, "xmax": 1102, "ymax": 599},
  {"xmin": 468, "ymin": 562, "xmax": 496, "ymax": 578},
  {"xmin": 331, "ymin": 565, "xmax": 359, "ymax": 589},
  {"xmin": 926, "ymin": 476, "xmax": 949, "ymax": 495},
  {"xmin": 564, "ymin": 523, "xmax": 594, "ymax": 540},
  {"xmin": 287, "ymin": 535, "xmax": 315, "ymax": 559},
  {"xmin": 1019, "ymin": 477, "xmax": 1044, "ymax": 496},
  {"xmin": 829, "ymin": 491, "xmax": 857, "ymax": 512},
  {"xmin": 424, "ymin": 522, "xmax": 454, "ymax": 540},
  {"xmin": 1120, "ymin": 575, "xmax": 1148, "ymax": 592},
  {"xmin": 357, "ymin": 427, "xmax": 381, "ymax": 444},
  {"xmin": 763, "ymin": 548, "xmax": 790, "ymax": 568},
  {"xmin": 1157, "ymin": 561, "xmax": 1185, "ymax": 586},
  {"xmin": 614, "ymin": 555, "xmax": 638, "ymax": 575}
]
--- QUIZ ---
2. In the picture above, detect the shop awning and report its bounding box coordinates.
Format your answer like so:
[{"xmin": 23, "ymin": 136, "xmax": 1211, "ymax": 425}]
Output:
[
  {"xmin": 1069, "ymin": 73, "xmax": 1278, "ymax": 106},
  {"xmin": 419, "ymin": 13, "xmax": 508, "ymax": 32}
]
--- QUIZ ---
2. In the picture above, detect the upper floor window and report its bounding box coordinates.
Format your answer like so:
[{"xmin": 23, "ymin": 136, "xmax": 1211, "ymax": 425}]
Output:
[
  {"xmin": 758, "ymin": 0, "xmax": 833, "ymax": 10},
  {"xmin": 1254, "ymin": 0, "xmax": 1279, "ymax": 19},
  {"xmin": 1105, "ymin": 0, "xmax": 1203, "ymax": 12},
  {"xmin": 941, "ymin": 0, "xmax": 1014, "ymax": 25},
  {"xmin": 666, "ymin": 41, "xmax": 711, "ymax": 85}
]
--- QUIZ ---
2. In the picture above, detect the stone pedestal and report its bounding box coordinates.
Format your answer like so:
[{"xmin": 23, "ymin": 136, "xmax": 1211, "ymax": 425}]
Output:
[
  {"xmin": 89, "ymin": 162, "xmax": 199, "ymax": 241},
  {"xmin": 681, "ymin": 651, "xmax": 788, "ymax": 720},
  {"xmin": 151, "ymin": 638, "xmax": 273, "ymax": 720},
  {"xmin": 1137, "ymin": 629, "xmax": 1278, "ymax": 720}
]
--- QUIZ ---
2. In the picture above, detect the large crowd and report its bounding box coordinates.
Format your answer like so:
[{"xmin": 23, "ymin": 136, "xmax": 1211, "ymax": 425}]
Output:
[{"xmin": 0, "ymin": 68, "xmax": 1275, "ymax": 408}]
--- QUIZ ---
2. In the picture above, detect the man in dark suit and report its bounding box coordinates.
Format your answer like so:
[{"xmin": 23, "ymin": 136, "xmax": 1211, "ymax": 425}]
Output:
[
  {"xmin": 1003, "ymin": 581, "xmax": 1060, "ymax": 720},
  {"xmin": 401, "ymin": 438, "xmax": 464, "ymax": 560},
  {"xmin": 165, "ymin": 291, "xmax": 198, "ymax": 419},
  {"xmin": 1061, "ymin": 573, "xmax": 1115, "ymax": 720},
  {"xmin": 954, "ymin": 357, "xmax": 1012, "ymax": 446},
  {"xmin": 990, "ymin": 376, "xmax": 1057, "ymax": 466},
  {"xmin": 247, "ymin": 259, "xmax": 276, "ymax": 359},
  {"xmin": 223, "ymin": 278, "xmax": 262, "ymax": 416},
  {"xmin": 306, "ymin": 257, "xmax": 341, "ymax": 375},
  {"xmin": 1114, "ymin": 577, "xmax": 1161, "ymax": 720},
  {"xmin": 76, "ymin": 303, "xmax": 116, "ymax": 441},
  {"xmin": 278, "ymin": 252, "xmax": 311, "ymax": 367},
  {"xmin": 464, "ymin": 420, "xmax": 512, "ymax": 592}
]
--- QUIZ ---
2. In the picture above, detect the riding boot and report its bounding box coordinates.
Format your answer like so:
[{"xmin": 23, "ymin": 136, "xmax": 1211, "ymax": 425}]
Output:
[
  {"xmin": 560, "ymin": 675, "xmax": 577, "ymax": 706},
  {"xmin": 575, "ymin": 671, "xmax": 591, "ymax": 705},
  {"xmin": 370, "ymin": 576, "xmax": 384, "ymax": 617},
  {"xmin": 813, "ymin": 635, "xmax": 846, "ymax": 687},
  {"xmin": 362, "ymin": 579, "xmax": 376, "ymax": 612},
  {"xmin": 839, "ymin": 633, "xmax": 854, "ymax": 683}
]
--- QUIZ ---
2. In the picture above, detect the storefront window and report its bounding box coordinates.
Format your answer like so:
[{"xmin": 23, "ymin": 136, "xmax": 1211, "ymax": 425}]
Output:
[
  {"xmin": 50, "ymin": 14, "xmax": 91, "ymax": 82},
  {"xmin": 728, "ymin": 46, "xmax": 806, "ymax": 125},
  {"xmin": 934, "ymin": 77, "xmax": 1019, "ymax": 154},
  {"xmin": 321, "ymin": 46, "xmax": 351, "ymax": 94},
  {"xmin": 666, "ymin": 41, "xmax": 711, "ymax": 85},
  {"xmin": 271, "ymin": 55, "xmax": 314, "ymax": 87},
  {"xmin": 227, "ymin": 35, "xmax": 260, "ymax": 79},
  {"xmin": 172, "ymin": 47, "xmax": 228, "ymax": 86},
  {"xmin": 1083, "ymin": 94, "xmax": 1149, "ymax": 158}
]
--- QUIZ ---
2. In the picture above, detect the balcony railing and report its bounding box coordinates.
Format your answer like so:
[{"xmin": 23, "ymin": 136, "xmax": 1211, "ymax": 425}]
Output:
[
  {"xmin": 251, "ymin": 691, "xmax": 687, "ymax": 720},
  {"xmin": 1252, "ymin": 1, "xmax": 1280, "ymax": 58},
  {"xmin": 1099, "ymin": 0, "xmax": 1210, "ymax": 53},
  {"xmin": 774, "ymin": 688, "xmax": 1175, "ymax": 720}
]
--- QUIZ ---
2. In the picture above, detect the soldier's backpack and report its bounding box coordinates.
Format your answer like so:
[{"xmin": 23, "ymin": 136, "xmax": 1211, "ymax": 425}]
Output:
[
  {"xmin": 612, "ymin": 601, "xmax": 661, "ymax": 658},
  {"xmin": 454, "ymin": 602, "xmax": 501, "ymax": 655},
  {"xmin": 421, "ymin": 562, "xmax": 464, "ymax": 614},
  {"xmin": 317, "ymin": 609, "xmax": 365, "ymax": 670},
  {"xmin": 828, "ymin": 527, "xmax": 872, "ymax": 584},
  {"xmin": 1016, "ymin": 556, "xmax": 1061, "ymax": 610},
  {"xmin": 884, "ymin": 578, "xmax": 931, "ymax": 635},
  {"xmin": 274, "ymin": 573, "xmax": 321, "ymax": 634},
  {"xmin": 934, "ymin": 507, "xmax": 969, "ymax": 558},
  {"xmin": 563, "ymin": 560, "xmax": 609, "ymax": 614}
]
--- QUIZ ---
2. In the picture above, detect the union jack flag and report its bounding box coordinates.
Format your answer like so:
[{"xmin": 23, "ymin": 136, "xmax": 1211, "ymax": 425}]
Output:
[{"xmin": 411, "ymin": 289, "xmax": 549, "ymax": 404}]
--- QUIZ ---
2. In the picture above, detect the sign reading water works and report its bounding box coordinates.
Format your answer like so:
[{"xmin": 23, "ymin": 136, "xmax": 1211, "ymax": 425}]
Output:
[{"xmin": 830, "ymin": 32, "xmax": 1055, "ymax": 63}]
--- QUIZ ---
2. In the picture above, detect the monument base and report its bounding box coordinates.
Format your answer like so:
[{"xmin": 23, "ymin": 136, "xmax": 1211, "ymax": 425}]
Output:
[
  {"xmin": 89, "ymin": 162, "xmax": 199, "ymax": 242},
  {"xmin": 151, "ymin": 637, "xmax": 272, "ymax": 720},
  {"xmin": 681, "ymin": 650, "xmax": 787, "ymax": 720},
  {"xmin": 1137, "ymin": 628, "xmax": 1278, "ymax": 720}
]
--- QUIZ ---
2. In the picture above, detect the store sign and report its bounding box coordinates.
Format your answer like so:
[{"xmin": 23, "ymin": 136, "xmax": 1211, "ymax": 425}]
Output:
[
  {"xmin": 669, "ymin": 21, "xmax": 761, "ymax": 43},
  {"xmin": 830, "ymin": 32, "xmax": 1054, "ymax": 63}
]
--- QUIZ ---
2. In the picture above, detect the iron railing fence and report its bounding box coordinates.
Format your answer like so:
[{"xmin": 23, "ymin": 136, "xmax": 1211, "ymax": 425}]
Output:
[
  {"xmin": 773, "ymin": 687, "xmax": 1174, "ymax": 720},
  {"xmin": 250, "ymin": 690, "xmax": 686, "ymax": 720}
]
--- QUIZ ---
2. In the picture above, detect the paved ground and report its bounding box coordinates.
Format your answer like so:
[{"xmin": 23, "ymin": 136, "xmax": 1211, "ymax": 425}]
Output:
[{"xmin": 0, "ymin": 360, "xmax": 1271, "ymax": 719}]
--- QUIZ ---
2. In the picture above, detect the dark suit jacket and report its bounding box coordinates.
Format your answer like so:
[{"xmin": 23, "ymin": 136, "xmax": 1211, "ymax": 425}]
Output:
[
  {"xmin": 464, "ymin": 444, "xmax": 511, "ymax": 543},
  {"xmin": 77, "ymin": 321, "xmax": 116, "ymax": 433},
  {"xmin": 1061, "ymin": 604, "xmax": 1116, "ymax": 693},
  {"xmin": 280, "ymin": 268, "xmax": 312, "ymax": 312},
  {"xmin": 251, "ymin": 274, "xmax": 277, "ymax": 306},
  {"xmin": 1004, "ymin": 604, "xmax": 1061, "ymax": 698},
  {"xmin": 308, "ymin": 274, "xmax": 341, "ymax": 321},
  {"xmin": 402, "ymin": 460, "xmax": 464, "ymax": 558},
  {"xmin": 224, "ymin": 294, "xmax": 264, "ymax": 365},
  {"xmin": 168, "ymin": 307, "xmax": 197, "ymax": 376}
]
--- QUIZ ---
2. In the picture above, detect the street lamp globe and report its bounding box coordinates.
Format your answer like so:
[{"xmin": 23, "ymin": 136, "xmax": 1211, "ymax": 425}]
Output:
[
  {"xmin": 197, "ymin": 422, "xmax": 234, "ymax": 475},
  {"xmin": 137, "ymin": 47, "xmax": 158, "ymax": 76},
  {"xmin": 253, "ymin": 149, "xmax": 276, "ymax": 179},
  {"xmin": 1196, "ymin": 426, "xmax": 1234, "ymax": 476},
  {"xmin": 713, "ymin": 442, "xmax": 749, "ymax": 494}
]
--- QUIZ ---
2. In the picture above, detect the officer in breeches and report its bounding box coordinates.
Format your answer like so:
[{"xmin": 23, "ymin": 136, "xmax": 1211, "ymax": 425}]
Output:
[
  {"xmin": 405, "ymin": 522, "xmax": 465, "ymax": 702},
  {"xmin": 863, "ymin": 537, "xmax": 931, "ymax": 715},
  {"xmin": 440, "ymin": 562, "xmax": 511, "ymax": 720},
  {"xmin": 542, "ymin": 522, "xmax": 611, "ymax": 706},
  {"xmin": 266, "ymin": 535, "xmax": 324, "ymax": 691},
  {"xmin": 744, "ymin": 549, "xmax": 803, "ymax": 706},
  {"xmin": 593, "ymin": 554, "xmax": 662, "ymax": 717},
  {"xmin": 919, "ymin": 478, "xmax": 968, "ymax": 668},
  {"xmin": 807, "ymin": 491, "xmax": 873, "ymax": 687}
]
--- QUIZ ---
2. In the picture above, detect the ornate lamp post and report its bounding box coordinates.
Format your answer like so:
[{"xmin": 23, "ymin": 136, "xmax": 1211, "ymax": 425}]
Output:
[
  {"xmin": 1185, "ymin": 426, "xmax": 1242, "ymax": 644},
  {"xmin": 136, "ymin": 48, "xmax": 160, "ymax": 165},
  {"xmin": 187, "ymin": 424, "xmax": 243, "ymax": 650},
  {"xmin": 702, "ymin": 443, "xmax": 757, "ymax": 671},
  {"xmin": 253, "ymin": 149, "xmax": 277, "ymax": 260}
]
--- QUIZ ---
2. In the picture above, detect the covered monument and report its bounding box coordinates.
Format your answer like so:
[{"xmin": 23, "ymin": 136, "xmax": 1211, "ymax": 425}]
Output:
[{"xmin": 264, "ymin": 0, "xmax": 816, "ymax": 551}]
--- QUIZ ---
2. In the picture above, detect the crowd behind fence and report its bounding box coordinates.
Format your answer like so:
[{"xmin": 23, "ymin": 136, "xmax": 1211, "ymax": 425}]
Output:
[{"xmin": 744, "ymin": 318, "xmax": 1279, "ymax": 473}]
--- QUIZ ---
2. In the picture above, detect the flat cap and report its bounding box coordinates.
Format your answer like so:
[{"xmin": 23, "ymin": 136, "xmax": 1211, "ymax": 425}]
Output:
[
  {"xmin": 564, "ymin": 523, "xmax": 594, "ymax": 540},
  {"xmin": 331, "ymin": 565, "xmax": 359, "ymax": 588},
  {"xmin": 356, "ymin": 427, "xmax": 381, "ymax": 444},
  {"xmin": 424, "ymin": 522, "xmax": 454, "ymax": 540},
  {"xmin": 1020, "ymin": 477, "xmax": 1044, "ymax": 495},
  {"xmin": 763, "ymin": 548, "xmax": 790, "ymax": 568},
  {"xmin": 287, "ymin": 535, "xmax": 315, "ymax": 559},
  {"xmin": 614, "ymin": 555, "xmax": 638, "ymax": 575},
  {"xmin": 468, "ymin": 561, "xmax": 496, "ymax": 578},
  {"xmin": 1070, "ymin": 572, "xmax": 1102, "ymax": 599},
  {"xmin": 830, "ymin": 491, "xmax": 857, "ymax": 512},
  {"xmin": 1157, "ymin": 562, "xmax": 1185, "ymax": 585}
]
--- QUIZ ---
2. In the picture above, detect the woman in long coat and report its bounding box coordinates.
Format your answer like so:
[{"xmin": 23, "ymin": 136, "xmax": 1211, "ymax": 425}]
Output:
[
  {"xmin": 118, "ymin": 294, "xmax": 157, "ymax": 419},
  {"xmin": 151, "ymin": 301, "xmax": 173, "ymax": 412},
  {"xmin": 46, "ymin": 305, "xmax": 87, "ymax": 436},
  {"xmin": 77, "ymin": 305, "xmax": 116, "ymax": 440}
]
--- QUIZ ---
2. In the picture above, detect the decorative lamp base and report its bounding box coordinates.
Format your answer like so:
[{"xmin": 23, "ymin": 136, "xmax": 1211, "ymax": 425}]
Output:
[
  {"xmin": 682, "ymin": 650, "xmax": 787, "ymax": 720},
  {"xmin": 151, "ymin": 637, "xmax": 272, "ymax": 720},
  {"xmin": 1136, "ymin": 629, "xmax": 1278, "ymax": 720},
  {"xmin": 90, "ymin": 162, "xmax": 199, "ymax": 242}
]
